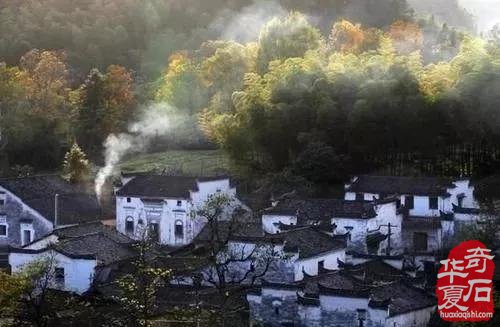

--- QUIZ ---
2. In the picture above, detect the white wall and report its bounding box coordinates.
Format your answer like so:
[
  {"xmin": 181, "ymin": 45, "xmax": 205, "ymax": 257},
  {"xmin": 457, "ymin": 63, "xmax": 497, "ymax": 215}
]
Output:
[
  {"xmin": 9, "ymin": 250, "xmax": 97, "ymax": 294},
  {"xmin": 406, "ymin": 195, "xmax": 448, "ymax": 217},
  {"xmin": 344, "ymin": 191, "xmax": 379, "ymax": 201},
  {"xmin": 386, "ymin": 306, "xmax": 436, "ymax": 327},
  {"xmin": 367, "ymin": 202, "xmax": 403, "ymax": 255},
  {"xmin": 448, "ymin": 179, "xmax": 478, "ymax": 209},
  {"xmin": 294, "ymin": 249, "xmax": 345, "ymax": 281},
  {"xmin": 261, "ymin": 214, "xmax": 297, "ymax": 234}
]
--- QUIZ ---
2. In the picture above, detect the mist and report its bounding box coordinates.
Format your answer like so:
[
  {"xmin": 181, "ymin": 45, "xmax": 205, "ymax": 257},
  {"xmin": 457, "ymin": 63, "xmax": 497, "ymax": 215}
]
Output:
[
  {"xmin": 459, "ymin": 0, "xmax": 500, "ymax": 32},
  {"xmin": 211, "ymin": 0, "xmax": 287, "ymax": 42}
]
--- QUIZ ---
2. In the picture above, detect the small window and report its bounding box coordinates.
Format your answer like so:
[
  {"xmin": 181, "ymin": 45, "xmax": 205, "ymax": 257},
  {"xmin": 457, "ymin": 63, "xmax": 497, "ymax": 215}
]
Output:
[
  {"xmin": 55, "ymin": 267, "xmax": 65, "ymax": 284},
  {"xmin": 0, "ymin": 199, "xmax": 4, "ymax": 206},
  {"xmin": 175, "ymin": 220, "xmax": 183, "ymax": 238},
  {"xmin": 429, "ymin": 197, "xmax": 438, "ymax": 210},
  {"xmin": 0, "ymin": 224, "xmax": 7, "ymax": 237},
  {"xmin": 395, "ymin": 199, "xmax": 401, "ymax": 209},
  {"xmin": 216, "ymin": 188, "xmax": 221, "ymax": 193},
  {"xmin": 414, "ymin": 232, "xmax": 428, "ymax": 252},
  {"xmin": 177, "ymin": 200, "xmax": 182, "ymax": 206},
  {"xmin": 0, "ymin": 192, "xmax": 5, "ymax": 206},
  {"xmin": 21, "ymin": 229, "xmax": 32, "ymax": 246},
  {"xmin": 125, "ymin": 217, "xmax": 134, "ymax": 234},
  {"xmin": 355, "ymin": 193, "xmax": 364, "ymax": 201},
  {"xmin": 406, "ymin": 195, "xmax": 414, "ymax": 209},
  {"xmin": 126, "ymin": 197, "xmax": 131, "ymax": 203}
]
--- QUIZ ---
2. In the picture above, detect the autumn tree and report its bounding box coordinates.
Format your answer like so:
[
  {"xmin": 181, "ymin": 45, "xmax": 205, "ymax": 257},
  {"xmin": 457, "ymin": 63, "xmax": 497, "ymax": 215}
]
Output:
[
  {"xmin": 329, "ymin": 20, "xmax": 366, "ymax": 53},
  {"xmin": 0, "ymin": 51, "xmax": 73, "ymax": 169},
  {"xmin": 63, "ymin": 143, "xmax": 90, "ymax": 183},
  {"xmin": 19, "ymin": 50, "xmax": 73, "ymax": 120},
  {"xmin": 77, "ymin": 65, "xmax": 136, "ymax": 155}
]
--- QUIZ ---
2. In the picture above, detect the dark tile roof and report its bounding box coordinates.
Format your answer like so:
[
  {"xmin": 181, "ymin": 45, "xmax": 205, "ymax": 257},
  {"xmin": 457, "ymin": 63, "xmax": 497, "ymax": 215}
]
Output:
[
  {"xmin": 0, "ymin": 175, "xmax": 101, "ymax": 225},
  {"xmin": 346, "ymin": 175, "xmax": 455, "ymax": 196},
  {"xmin": 195, "ymin": 220, "xmax": 265, "ymax": 243},
  {"xmin": 316, "ymin": 272, "xmax": 367, "ymax": 295},
  {"xmin": 343, "ymin": 259, "xmax": 403, "ymax": 283},
  {"xmin": 301, "ymin": 270, "xmax": 435, "ymax": 313},
  {"xmin": 54, "ymin": 233, "xmax": 136, "ymax": 266},
  {"xmin": 265, "ymin": 198, "xmax": 377, "ymax": 222},
  {"xmin": 279, "ymin": 227, "xmax": 346, "ymax": 259},
  {"xmin": 53, "ymin": 222, "xmax": 133, "ymax": 244},
  {"xmin": 370, "ymin": 282, "xmax": 436, "ymax": 316},
  {"xmin": 115, "ymin": 175, "xmax": 230, "ymax": 198}
]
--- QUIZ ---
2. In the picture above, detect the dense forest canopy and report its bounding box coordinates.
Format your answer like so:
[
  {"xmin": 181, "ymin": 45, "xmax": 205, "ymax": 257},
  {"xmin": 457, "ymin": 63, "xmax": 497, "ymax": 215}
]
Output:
[{"xmin": 1, "ymin": 0, "xmax": 500, "ymax": 187}]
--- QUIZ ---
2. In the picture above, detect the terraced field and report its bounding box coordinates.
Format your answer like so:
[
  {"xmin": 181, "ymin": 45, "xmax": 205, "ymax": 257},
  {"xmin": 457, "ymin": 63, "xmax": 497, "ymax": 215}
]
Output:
[{"xmin": 119, "ymin": 150, "xmax": 230, "ymax": 176}]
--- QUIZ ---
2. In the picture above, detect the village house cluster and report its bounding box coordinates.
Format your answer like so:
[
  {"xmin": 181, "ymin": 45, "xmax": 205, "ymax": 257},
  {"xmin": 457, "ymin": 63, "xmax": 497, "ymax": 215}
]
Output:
[{"xmin": 0, "ymin": 172, "xmax": 496, "ymax": 326}]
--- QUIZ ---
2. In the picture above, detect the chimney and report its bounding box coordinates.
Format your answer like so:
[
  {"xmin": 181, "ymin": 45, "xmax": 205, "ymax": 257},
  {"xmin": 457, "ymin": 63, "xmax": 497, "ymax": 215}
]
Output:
[{"xmin": 54, "ymin": 194, "xmax": 59, "ymax": 228}]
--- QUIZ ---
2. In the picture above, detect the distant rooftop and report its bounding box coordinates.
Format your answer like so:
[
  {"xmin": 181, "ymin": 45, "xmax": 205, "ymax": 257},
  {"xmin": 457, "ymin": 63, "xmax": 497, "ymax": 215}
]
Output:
[
  {"xmin": 265, "ymin": 198, "xmax": 377, "ymax": 221},
  {"xmin": 0, "ymin": 175, "xmax": 101, "ymax": 225},
  {"xmin": 346, "ymin": 175, "xmax": 455, "ymax": 197},
  {"xmin": 279, "ymin": 227, "xmax": 346, "ymax": 259},
  {"xmin": 115, "ymin": 174, "xmax": 231, "ymax": 198}
]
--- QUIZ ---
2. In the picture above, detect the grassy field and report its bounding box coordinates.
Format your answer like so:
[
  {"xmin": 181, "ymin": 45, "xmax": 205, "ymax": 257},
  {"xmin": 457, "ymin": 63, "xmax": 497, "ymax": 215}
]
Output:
[{"xmin": 119, "ymin": 149, "xmax": 231, "ymax": 176}]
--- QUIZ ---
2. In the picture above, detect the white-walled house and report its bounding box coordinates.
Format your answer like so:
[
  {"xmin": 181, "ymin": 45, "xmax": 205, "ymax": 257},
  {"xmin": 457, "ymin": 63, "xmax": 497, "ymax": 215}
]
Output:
[
  {"xmin": 345, "ymin": 176, "xmax": 483, "ymax": 254},
  {"xmin": 0, "ymin": 175, "xmax": 102, "ymax": 247},
  {"xmin": 262, "ymin": 198, "xmax": 403, "ymax": 255},
  {"xmin": 345, "ymin": 175, "xmax": 480, "ymax": 218},
  {"xmin": 248, "ymin": 260, "xmax": 436, "ymax": 327},
  {"xmin": 115, "ymin": 174, "xmax": 238, "ymax": 246},
  {"xmin": 9, "ymin": 222, "xmax": 135, "ymax": 294}
]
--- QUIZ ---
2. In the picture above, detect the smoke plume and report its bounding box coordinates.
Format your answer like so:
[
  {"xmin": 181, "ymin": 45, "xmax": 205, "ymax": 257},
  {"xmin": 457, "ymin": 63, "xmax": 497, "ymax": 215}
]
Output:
[{"xmin": 94, "ymin": 103, "xmax": 174, "ymax": 199}]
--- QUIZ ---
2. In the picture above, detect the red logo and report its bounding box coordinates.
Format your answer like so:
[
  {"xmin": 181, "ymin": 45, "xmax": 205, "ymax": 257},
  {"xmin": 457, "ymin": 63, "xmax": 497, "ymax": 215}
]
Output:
[{"xmin": 437, "ymin": 240, "xmax": 495, "ymax": 322}]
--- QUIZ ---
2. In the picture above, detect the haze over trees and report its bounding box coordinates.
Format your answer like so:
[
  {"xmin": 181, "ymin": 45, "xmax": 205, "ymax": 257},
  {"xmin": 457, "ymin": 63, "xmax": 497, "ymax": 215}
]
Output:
[{"xmin": 1, "ymin": 0, "xmax": 499, "ymax": 189}]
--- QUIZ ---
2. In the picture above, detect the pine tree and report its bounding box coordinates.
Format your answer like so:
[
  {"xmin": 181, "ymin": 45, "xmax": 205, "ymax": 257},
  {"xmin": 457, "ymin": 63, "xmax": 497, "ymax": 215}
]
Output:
[{"xmin": 63, "ymin": 143, "xmax": 89, "ymax": 183}]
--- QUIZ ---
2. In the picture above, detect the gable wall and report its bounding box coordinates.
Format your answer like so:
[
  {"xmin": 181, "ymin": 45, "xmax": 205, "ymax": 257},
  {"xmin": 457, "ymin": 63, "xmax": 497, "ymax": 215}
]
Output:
[{"xmin": 0, "ymin": 186, "xmax": 53, "ymax": 247}]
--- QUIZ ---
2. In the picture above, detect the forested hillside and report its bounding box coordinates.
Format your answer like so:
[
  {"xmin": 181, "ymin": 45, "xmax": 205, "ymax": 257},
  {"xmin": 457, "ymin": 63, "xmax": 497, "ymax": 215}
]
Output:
[{"xmin": 1, "ymin": 0, "xmax": 499, "ymax": 189}]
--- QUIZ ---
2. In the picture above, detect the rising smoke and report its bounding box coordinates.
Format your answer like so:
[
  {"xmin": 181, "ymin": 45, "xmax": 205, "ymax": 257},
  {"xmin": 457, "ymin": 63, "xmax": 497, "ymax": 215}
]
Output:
[{"xmin": 94, "ymin": 103, "xmax": 173, "ymax": 199}]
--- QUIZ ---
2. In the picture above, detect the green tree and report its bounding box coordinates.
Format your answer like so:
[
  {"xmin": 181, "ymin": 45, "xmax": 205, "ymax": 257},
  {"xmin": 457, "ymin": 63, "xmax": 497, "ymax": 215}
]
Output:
[
  {"xmin": 115, "ymin": 232, "xmax": 171, "ymax": 327},
  {"xmin": 256, "ymin": 12, "xmax": 322, "ymax": 73}
]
